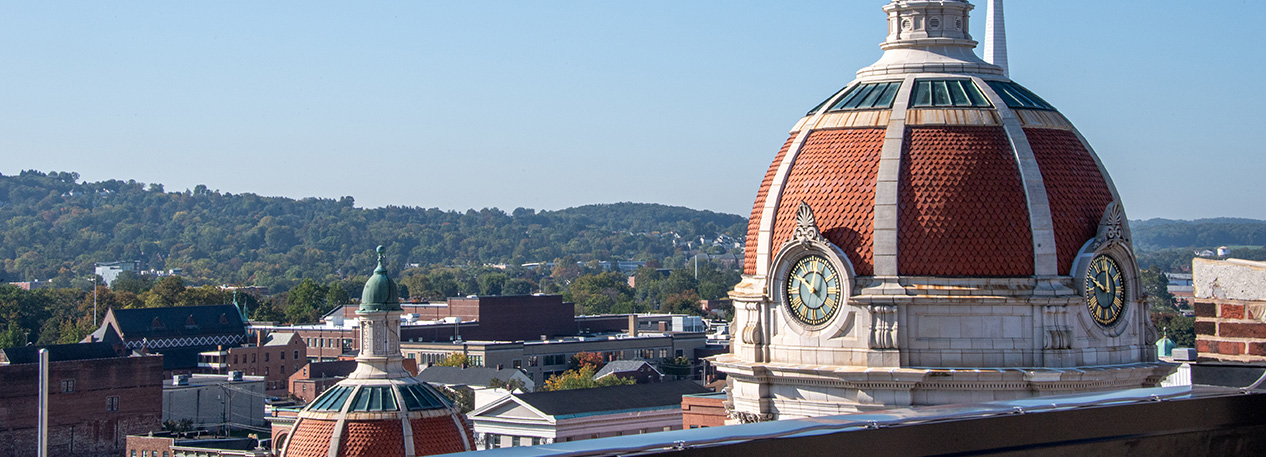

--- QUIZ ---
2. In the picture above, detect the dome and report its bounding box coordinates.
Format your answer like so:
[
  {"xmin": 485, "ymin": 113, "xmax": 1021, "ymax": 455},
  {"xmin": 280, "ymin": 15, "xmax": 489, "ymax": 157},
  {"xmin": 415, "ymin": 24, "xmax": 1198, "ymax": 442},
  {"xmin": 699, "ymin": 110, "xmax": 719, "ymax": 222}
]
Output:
[
  {"xmin": 360, "ymin": 246, "xmax": 401, "ymax": 312},
  {"xmin": 283, "ymin": 379, "xmax": 474, "ymax": 457},
  {"xmin": 282, "ymin": 246, "xmax": 473, "ymax": 456},
  {"xmin": 743, "ymin": 0, "xmax": 1117, "ymax": 280}
]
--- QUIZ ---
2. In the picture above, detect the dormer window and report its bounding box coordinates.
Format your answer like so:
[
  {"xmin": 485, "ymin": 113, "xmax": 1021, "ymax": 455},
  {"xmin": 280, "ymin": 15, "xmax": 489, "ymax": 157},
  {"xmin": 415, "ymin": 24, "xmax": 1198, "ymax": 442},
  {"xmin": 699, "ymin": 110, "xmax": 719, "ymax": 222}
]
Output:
[
  {"xmin": 150, "ymin": 317, "xmax": 165, "ymax": 331},
  {"xmin": 185, "ymin": 315, "xmax": 198, "ymax": 329}
]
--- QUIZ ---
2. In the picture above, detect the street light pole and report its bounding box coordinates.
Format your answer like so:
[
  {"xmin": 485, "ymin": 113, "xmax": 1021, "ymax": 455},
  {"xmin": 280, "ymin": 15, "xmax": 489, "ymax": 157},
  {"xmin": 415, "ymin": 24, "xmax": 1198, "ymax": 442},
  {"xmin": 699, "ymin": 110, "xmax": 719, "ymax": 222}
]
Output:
[{"xmin": 92, "ymin": 276, "xmax": 98, "ymax": 327}]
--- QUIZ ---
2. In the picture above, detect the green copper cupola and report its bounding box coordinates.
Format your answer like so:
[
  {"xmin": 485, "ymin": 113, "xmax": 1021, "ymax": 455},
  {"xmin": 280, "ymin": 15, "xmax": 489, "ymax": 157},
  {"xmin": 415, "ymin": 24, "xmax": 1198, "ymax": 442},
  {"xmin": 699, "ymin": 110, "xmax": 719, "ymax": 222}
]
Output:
[{"xmin": 359, "ymin": 245, "xmax": 401, "ymax": 313}]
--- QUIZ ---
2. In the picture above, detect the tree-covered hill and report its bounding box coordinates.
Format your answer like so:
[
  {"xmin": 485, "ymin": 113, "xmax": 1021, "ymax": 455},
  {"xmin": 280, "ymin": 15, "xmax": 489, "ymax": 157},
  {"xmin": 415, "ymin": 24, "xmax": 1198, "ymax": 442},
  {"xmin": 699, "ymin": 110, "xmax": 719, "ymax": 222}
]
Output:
[
  {"xmin": 0, "ymin": 170, "xmax": 746, "ymax": 291},
  {"xmin": 1131, "ymin": 218, "xmax": 1266, "ymax": 251}
]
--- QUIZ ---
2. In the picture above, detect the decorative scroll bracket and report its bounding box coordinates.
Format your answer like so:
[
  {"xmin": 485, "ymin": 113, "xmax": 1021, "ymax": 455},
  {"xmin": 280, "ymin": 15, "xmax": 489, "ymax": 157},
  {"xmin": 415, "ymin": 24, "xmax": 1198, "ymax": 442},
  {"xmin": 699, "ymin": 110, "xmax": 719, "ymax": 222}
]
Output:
[{"xmin": 792, "ymin": 201, "xmax": 827, "ymax": 245}]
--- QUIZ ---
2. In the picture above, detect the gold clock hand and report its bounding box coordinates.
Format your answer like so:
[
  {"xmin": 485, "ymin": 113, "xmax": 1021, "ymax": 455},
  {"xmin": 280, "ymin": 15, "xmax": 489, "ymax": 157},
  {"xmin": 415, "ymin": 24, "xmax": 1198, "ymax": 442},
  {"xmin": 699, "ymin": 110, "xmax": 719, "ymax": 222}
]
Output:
[
  {"xmin": 1090, "ymin": 276, "xmax": 1108, "ymax": 292},
  {"xmin": 794, "ymin": 274, "xmax": 817, "ymax": 294}
]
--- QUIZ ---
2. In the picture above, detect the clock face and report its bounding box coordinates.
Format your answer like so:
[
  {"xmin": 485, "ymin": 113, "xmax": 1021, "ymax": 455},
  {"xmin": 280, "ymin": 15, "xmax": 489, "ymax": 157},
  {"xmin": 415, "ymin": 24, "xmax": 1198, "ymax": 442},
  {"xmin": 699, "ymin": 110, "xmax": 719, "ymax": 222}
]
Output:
[
  {"xmin": 785, "ymin": 254, "xmax": 842, "ymax": 326},
  {"xmin": 1085, "ymin": 255, "xmax": 1126, "ymax": 327}
]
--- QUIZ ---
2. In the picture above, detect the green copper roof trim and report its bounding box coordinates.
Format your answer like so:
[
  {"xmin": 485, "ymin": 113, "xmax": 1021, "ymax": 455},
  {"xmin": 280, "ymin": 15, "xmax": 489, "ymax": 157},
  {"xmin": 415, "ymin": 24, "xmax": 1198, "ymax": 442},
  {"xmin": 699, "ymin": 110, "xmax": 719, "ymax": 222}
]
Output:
[{"xmin": 359, "ymin": 245, "xmax": 401, "ymax": 313}]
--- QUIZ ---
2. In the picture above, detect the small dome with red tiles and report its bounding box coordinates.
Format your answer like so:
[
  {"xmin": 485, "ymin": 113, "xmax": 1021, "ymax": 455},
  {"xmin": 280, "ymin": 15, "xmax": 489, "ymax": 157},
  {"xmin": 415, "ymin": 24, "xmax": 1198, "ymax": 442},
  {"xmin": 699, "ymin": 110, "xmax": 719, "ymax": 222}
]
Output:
[
  {"xmin": 281, "ymin": 248, "xmax": 474, "ymax": 457},
  {"xmin": 744, "ymin": 0, "xmax": 1119, "ymax": 281}
]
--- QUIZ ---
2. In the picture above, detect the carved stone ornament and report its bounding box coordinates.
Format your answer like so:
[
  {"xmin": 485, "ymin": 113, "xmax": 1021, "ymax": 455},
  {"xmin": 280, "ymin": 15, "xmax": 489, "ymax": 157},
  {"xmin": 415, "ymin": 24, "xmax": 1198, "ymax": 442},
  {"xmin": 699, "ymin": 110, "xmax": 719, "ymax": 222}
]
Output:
[
  {"xmin": 1093, "ymin": 202, "xmax": 1128, "ymax": 249},
  {"xmin": 792, "ymin": 201, "xmax": 827, "ymax": 245},
  {"xmin": 868, "ymin": 305, "xmax": 898, "ymax": 349}
]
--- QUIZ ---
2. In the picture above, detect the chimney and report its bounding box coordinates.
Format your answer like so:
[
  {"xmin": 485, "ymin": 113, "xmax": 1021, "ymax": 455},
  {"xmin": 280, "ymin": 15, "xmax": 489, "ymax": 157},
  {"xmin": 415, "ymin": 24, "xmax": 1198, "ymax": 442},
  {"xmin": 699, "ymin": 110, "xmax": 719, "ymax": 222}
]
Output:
[
  {"xmin": 984, "ymin": 0, "xmax": 1009, "ymax": 77},
  {"xmin": 628, "ymin": 315, "xmax": 638, "ymax": 337}
]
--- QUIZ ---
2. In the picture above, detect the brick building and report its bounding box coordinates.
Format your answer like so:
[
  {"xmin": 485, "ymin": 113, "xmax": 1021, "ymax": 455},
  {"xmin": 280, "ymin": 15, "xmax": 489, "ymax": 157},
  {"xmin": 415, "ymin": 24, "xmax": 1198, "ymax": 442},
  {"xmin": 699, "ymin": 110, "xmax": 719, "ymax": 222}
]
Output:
[
  {"xmin": 0, "ymin": 343, "xmax": 164, "ymax": 457},
  {"xmin": 87, "ymin": 304, "xmax": 248, "ymax": 376},
  {"xmin": 198, "ymin": 332, "xmax": 307, "ymax": 395},
  {"xmin": 681, "ymin": 392, "xmax": 727, "ymax": 429},
  {"xmin": 1193, "ymin": 258, "xmax": 1266, "ymax": 361},
  {"xmin": 287, "ymin": 360, "xmax": 357, "ymax": 404}
]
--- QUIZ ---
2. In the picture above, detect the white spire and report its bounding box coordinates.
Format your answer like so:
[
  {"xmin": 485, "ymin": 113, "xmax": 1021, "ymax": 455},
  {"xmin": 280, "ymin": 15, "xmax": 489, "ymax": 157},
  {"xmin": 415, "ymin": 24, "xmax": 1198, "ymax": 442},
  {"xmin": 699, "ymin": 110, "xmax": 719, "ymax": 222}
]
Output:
[{"xmin": 984, "ymin": 0, "xmax": 1009, "ymax": 77}]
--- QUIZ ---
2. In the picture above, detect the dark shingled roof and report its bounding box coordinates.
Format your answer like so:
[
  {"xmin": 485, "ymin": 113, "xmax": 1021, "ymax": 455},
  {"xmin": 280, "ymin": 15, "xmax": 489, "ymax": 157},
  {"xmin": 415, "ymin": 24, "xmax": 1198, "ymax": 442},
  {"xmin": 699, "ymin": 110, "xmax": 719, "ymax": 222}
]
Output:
[
  {"xmin": 514, "ymin": 380, "xmax": 709, "ymax": 416},
  {"xmin": 109, "ymin": 304, "xmax": 246, "ymax": 340},
  {"xmin": 593, "ymin": 359, "xmax": 661, "ymax": 379},
  {"xmin": 0, "ymin": 342, "xmax": 119, "ymax": 365},
  {"xmin": 302, "ymin": 360, "xmax": 358, "ymax": 380},
  {"xmin": 417, "ymin": 366, "xmax": 529, "ymax": 387}
]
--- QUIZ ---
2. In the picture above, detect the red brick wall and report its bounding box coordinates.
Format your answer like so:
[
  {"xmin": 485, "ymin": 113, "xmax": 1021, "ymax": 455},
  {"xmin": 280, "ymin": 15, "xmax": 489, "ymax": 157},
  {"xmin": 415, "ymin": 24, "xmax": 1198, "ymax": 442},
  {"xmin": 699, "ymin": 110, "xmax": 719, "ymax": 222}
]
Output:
[
  {"xmin": 125, "ymin": 434, "xmax": 174, "ymax": 457},
  {"xmin": 0, "ymin": 355, "xmax": 164, "ymax": 457},
  {"xmin": 227, "ymin": 335, "xmax": 308, "ymax": 395},
  {"xmin": 682, "ymin": 395, "xmax": 727, "ymax": 429},
  {"xmin": 1194, "ymin": 298, "xmax": 1266, "ymax": 361}
]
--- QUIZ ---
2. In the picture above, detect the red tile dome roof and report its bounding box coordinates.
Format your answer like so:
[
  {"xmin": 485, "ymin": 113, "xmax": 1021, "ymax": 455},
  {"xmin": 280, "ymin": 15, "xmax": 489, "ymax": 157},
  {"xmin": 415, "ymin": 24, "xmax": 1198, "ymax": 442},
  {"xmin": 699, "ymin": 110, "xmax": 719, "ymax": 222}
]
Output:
[{"xmin": 743, "ymin": 2, "xmax": 1119, "ymax": 280}]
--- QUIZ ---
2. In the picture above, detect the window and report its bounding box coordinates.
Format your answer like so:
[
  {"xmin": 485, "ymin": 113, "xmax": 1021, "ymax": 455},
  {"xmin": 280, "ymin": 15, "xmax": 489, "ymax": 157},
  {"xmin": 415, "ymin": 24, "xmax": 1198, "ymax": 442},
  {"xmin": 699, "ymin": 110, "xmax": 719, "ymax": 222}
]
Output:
[
  {"xmin": 639, "ymin": 349, "xmax": 654, "ymax": 359},
  {"xmin": 659, "ymin": 349, "xmax": 669, "ymax": 359},
  {"xmin": 527, "ymin": 356, "xmax": 538, "ymax": 367},
  {"xmin": 265, "ymin": 353, "xmax": 270, "ymax": 362},
  {"xmin": 61, "ymin": 379, "xmax": 74, "ymax": 393},
  {"xmin": 512, "ymin": 359, "xmax": 521, "ymax": 369},
  {"xmin": 265, "ymin": 367, "xmax": 270, "ymax": 376},
  {"xmin": 910, "ymin": 79, "xmax": 992, "ymax": 108},
  {"xmin": 252, "ymin": 354, "xmax": 257, "ymax": 363},
  {"xmin": 531, "ymin": 437, "xmax": 541, "ymax": 446},
  {"xmin": 142, "ymin": 451, "xmax": 148, "ymax": 457},
  {"xmin": 487, "ymin": 433, "xmax": 501, "ymax": 449},
  {"xmin": 985, "ymin": 80, "xmax": 1056, "ymax": 110},
  {"xmin": 107, "ymin": 396, "xmax": 119, "ymax": 412},
  {"xmin": 131, "ymin": 451, "xmax": 137, "ymax": 457},
  {"xmin": 294, "ymin": 350, "xmax": 300, "ymax": 359},
  {"xmin": 407, "ymin": 353, "xmax": 415, "ymax": 359},
  {"xmin": 676, "ymin": 349, "xmax": 684, "ymax": 358},
  {"xmin": 281, "ymin": 351, "xmax": 285, "ymax": 360},
  {"xmin": 469, "ymin": 355, "xmax": 483, "ymax": 367},
  {"xmin": 164, "ymin": 452, "xmax": 169, "ymax": 457}
]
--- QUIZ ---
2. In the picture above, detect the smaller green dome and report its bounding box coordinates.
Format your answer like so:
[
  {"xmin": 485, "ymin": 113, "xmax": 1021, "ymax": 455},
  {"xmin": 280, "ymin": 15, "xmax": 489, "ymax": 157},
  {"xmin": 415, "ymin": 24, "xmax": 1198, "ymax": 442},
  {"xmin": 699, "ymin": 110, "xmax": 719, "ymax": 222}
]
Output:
[{"xmin": 359, "ymin": 246, "xmax": 401, "ymax": 313}]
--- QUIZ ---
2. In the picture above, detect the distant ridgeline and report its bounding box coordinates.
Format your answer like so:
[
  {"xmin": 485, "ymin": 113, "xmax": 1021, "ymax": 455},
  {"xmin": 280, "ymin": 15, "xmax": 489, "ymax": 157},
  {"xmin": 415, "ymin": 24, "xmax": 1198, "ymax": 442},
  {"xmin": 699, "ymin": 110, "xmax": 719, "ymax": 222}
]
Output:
[
  {"xmin": 0, "ymin": 170, "xmax": 746, "ymax": 289},
  {"xmin": 1131, "ymin": 218, "xmax": 1266, "ymax": 271}
]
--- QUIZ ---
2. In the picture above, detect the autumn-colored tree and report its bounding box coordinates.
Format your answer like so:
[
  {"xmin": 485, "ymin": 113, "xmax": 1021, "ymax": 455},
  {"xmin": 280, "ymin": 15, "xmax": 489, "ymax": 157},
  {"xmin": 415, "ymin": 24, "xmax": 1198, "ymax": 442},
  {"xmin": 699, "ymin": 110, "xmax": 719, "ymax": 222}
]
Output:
[
  {"xmin": 437, "ymin": 352, "xmax": 472, "ymax": 367},
  {"xmin": 539, "ymin": 365, "xmax": 634, "ymax": 391},
  {"xmin": 569, "ymin": 351, "xmax": 605, "ymax": 371}
]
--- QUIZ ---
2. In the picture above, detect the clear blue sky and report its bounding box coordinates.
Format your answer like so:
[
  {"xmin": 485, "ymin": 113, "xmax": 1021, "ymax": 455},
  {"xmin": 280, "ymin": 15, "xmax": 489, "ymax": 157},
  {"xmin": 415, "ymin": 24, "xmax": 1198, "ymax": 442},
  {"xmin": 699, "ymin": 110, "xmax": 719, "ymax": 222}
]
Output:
[{"xmin": 1, "ymin": 1, "xmax": 1261, "ymax": 220}]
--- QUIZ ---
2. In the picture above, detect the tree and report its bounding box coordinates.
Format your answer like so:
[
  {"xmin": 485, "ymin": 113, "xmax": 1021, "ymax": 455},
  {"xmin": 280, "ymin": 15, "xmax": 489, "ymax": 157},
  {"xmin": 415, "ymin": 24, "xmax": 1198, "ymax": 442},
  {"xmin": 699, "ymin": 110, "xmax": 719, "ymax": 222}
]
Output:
[
  {"xmin": 539, "ymin": 365, "xmax": 634, "ymax": 391},
  {"xmin": 489, "ymin": 377, "xmax": 528, "ymax": 393},
  {"xmin": 437, "ymin": 352, "xmax": 472, "ymax": 367},
  {"xmin": 661, "ymin": 289, "xmax": 703, "ymax": 315},
  {"xmin": 285, "ymin": 278, "xmax": 328, "ymax": 324},
  {"xmin": 0, "ymin": 323, "xmax": 27, "ymax": 349},
  {"xmin": 434, "ymin": 385, "xmax": 474, "ymax": 413},
  {"xmin": 569, "ymin": 351, "xmax": 605, "ymax": 371},
  {"xmin": 478, "ymin": 272, "xmax": 508, "ymax": 296},
  {"xmin": 149, "ymin": 276, "xmax": 187, "ymax": 307},
  {"xmin": 567, "ymin": 272, "xmax": 636, "ymax": 315},
  {"xmin": 1140, "ymin": 268, "xmax": 1175, "ymax": 311},
  {"xmin": 326, "ymin": 282, "xmax": 350, "ymax": 306},
  {"xmin": 503, "ymin": 279, "xmax": 533, "ymax": 295}
]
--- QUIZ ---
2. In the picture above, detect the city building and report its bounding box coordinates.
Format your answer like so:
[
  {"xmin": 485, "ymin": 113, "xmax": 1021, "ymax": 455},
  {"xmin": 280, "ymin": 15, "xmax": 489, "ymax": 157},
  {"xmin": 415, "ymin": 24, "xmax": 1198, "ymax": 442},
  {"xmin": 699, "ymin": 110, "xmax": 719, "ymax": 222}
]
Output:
[
  {"xmin": 401, "ymin": 331, "xmax": 706, "ymax": 385},
  {"xmin": 715, "ymin": 0, "xmax": 1172, "ymax": 421},
  {"xmin": 163, "ymin": 372, "xmax": 267, "ymax": 431},
  {"xmin": 277, "ymin": 248, "xmax": 475, "ymax": 456},
  {"xmin": 198, "ymin": 332, "xmax": 308, "ymax": 395},
  {"xmin": 593, "ymin": 360, "xmax": 662, "ymax": 384},
  {"xmin": 126, "ymin": 433, "xmax": 268, "ymax": 457},
  {"xmin": 467, "ymin": 380, "xmax": 709, "ymax": 449},
  {"xmin": 680, "ymin": 391, "xmax": 727, "ymax": 429},
  {"xmin": 87, "ymin": 304, "xmax": 249, "ymax": 376},
  {"xmin": 1191, "ymin": 257, "xmax": 1266, "ymax": 386},
  {"xmin": 95, "ymin": 260, "xmax": 142, "ymax": 286},
  {"xmin": 0, "ymin": 343, "xmax": 163, "ymax": 457},
  {"xmin": 288, "ymin": 360, "xmax": 357, "ymax": 404},
  {"xmin": 415, "ymin": 365, "xmax": 535, "ymax": 410}
]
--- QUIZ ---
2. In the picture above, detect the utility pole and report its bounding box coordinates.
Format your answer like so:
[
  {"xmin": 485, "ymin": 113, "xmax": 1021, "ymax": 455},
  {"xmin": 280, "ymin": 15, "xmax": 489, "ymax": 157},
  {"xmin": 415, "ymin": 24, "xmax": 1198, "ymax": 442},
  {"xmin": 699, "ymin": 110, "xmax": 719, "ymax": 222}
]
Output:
[
  {"xmin": 92, "ymin": 276, "xmax": 98, "ymax": 327},
  {"xmin": 38, "ymin": 349, "xmax": 48, "ymax": 457}
]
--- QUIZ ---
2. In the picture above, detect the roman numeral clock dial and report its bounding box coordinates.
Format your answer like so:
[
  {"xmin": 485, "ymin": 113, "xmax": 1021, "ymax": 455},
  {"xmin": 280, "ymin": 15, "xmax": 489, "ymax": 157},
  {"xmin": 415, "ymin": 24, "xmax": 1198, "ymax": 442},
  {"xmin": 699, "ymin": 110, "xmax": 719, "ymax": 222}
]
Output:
[
  {"xmin": 785, "ymin": 254, "xmax": 842, "ymax": 326},
  {"xmin": 1085, "ymin": 254, "xmax": 1126, "ymax": 327}
]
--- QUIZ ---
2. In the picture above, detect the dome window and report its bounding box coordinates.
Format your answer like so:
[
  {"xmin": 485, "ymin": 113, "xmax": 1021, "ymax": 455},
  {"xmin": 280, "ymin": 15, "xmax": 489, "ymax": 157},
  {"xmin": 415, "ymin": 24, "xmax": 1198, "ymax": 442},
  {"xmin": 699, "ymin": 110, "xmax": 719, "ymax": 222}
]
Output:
[
  {"xmin": 349, "ymin": 386, "xmax": 398, "ymax": 412},
  {"xmin": 986, "ymin": 80, "xmax": 1056, "ymax": 110},
  {"xmin": 811, "ymin": 81, "xmax": 902, "ymax": 114},
  {"xmin": 911, "ymin": 79, "xmax": 992, "ymax": 108},
  {"xmin": 308, "ymin": 385, "xmax": 354, "ymax": 411}
]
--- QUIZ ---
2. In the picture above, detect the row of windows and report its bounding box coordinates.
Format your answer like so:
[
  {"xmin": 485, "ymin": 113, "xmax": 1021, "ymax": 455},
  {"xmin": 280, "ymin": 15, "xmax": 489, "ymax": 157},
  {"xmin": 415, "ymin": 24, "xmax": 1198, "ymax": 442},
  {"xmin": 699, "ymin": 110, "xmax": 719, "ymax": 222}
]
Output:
[
  {"xmin": 132, "ymin": 451, "xmax": 168, "ymax": 457},
  {"xmin": 305, "ymin": 337, "xmax": 352, "ymax": 349},
  {"xmin": 807, "ymin": 79, "xmax": 1054, "ymax": 114}
]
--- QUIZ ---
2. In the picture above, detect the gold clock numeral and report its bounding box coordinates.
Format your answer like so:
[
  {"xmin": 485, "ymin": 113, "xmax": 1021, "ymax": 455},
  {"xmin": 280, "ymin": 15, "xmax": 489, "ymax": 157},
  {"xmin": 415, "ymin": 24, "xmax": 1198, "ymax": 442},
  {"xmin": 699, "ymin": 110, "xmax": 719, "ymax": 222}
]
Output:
[
  {"xmin": 790, "ymin": 296, "xmax": 803, "ymax": 308},
  {"xmin": 827, "ymin": 286, "xmax": 839, "ymax": 295},
  {"xmin": 823, "ymin": 297, "xmax": 835, "ymax": 308}
]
